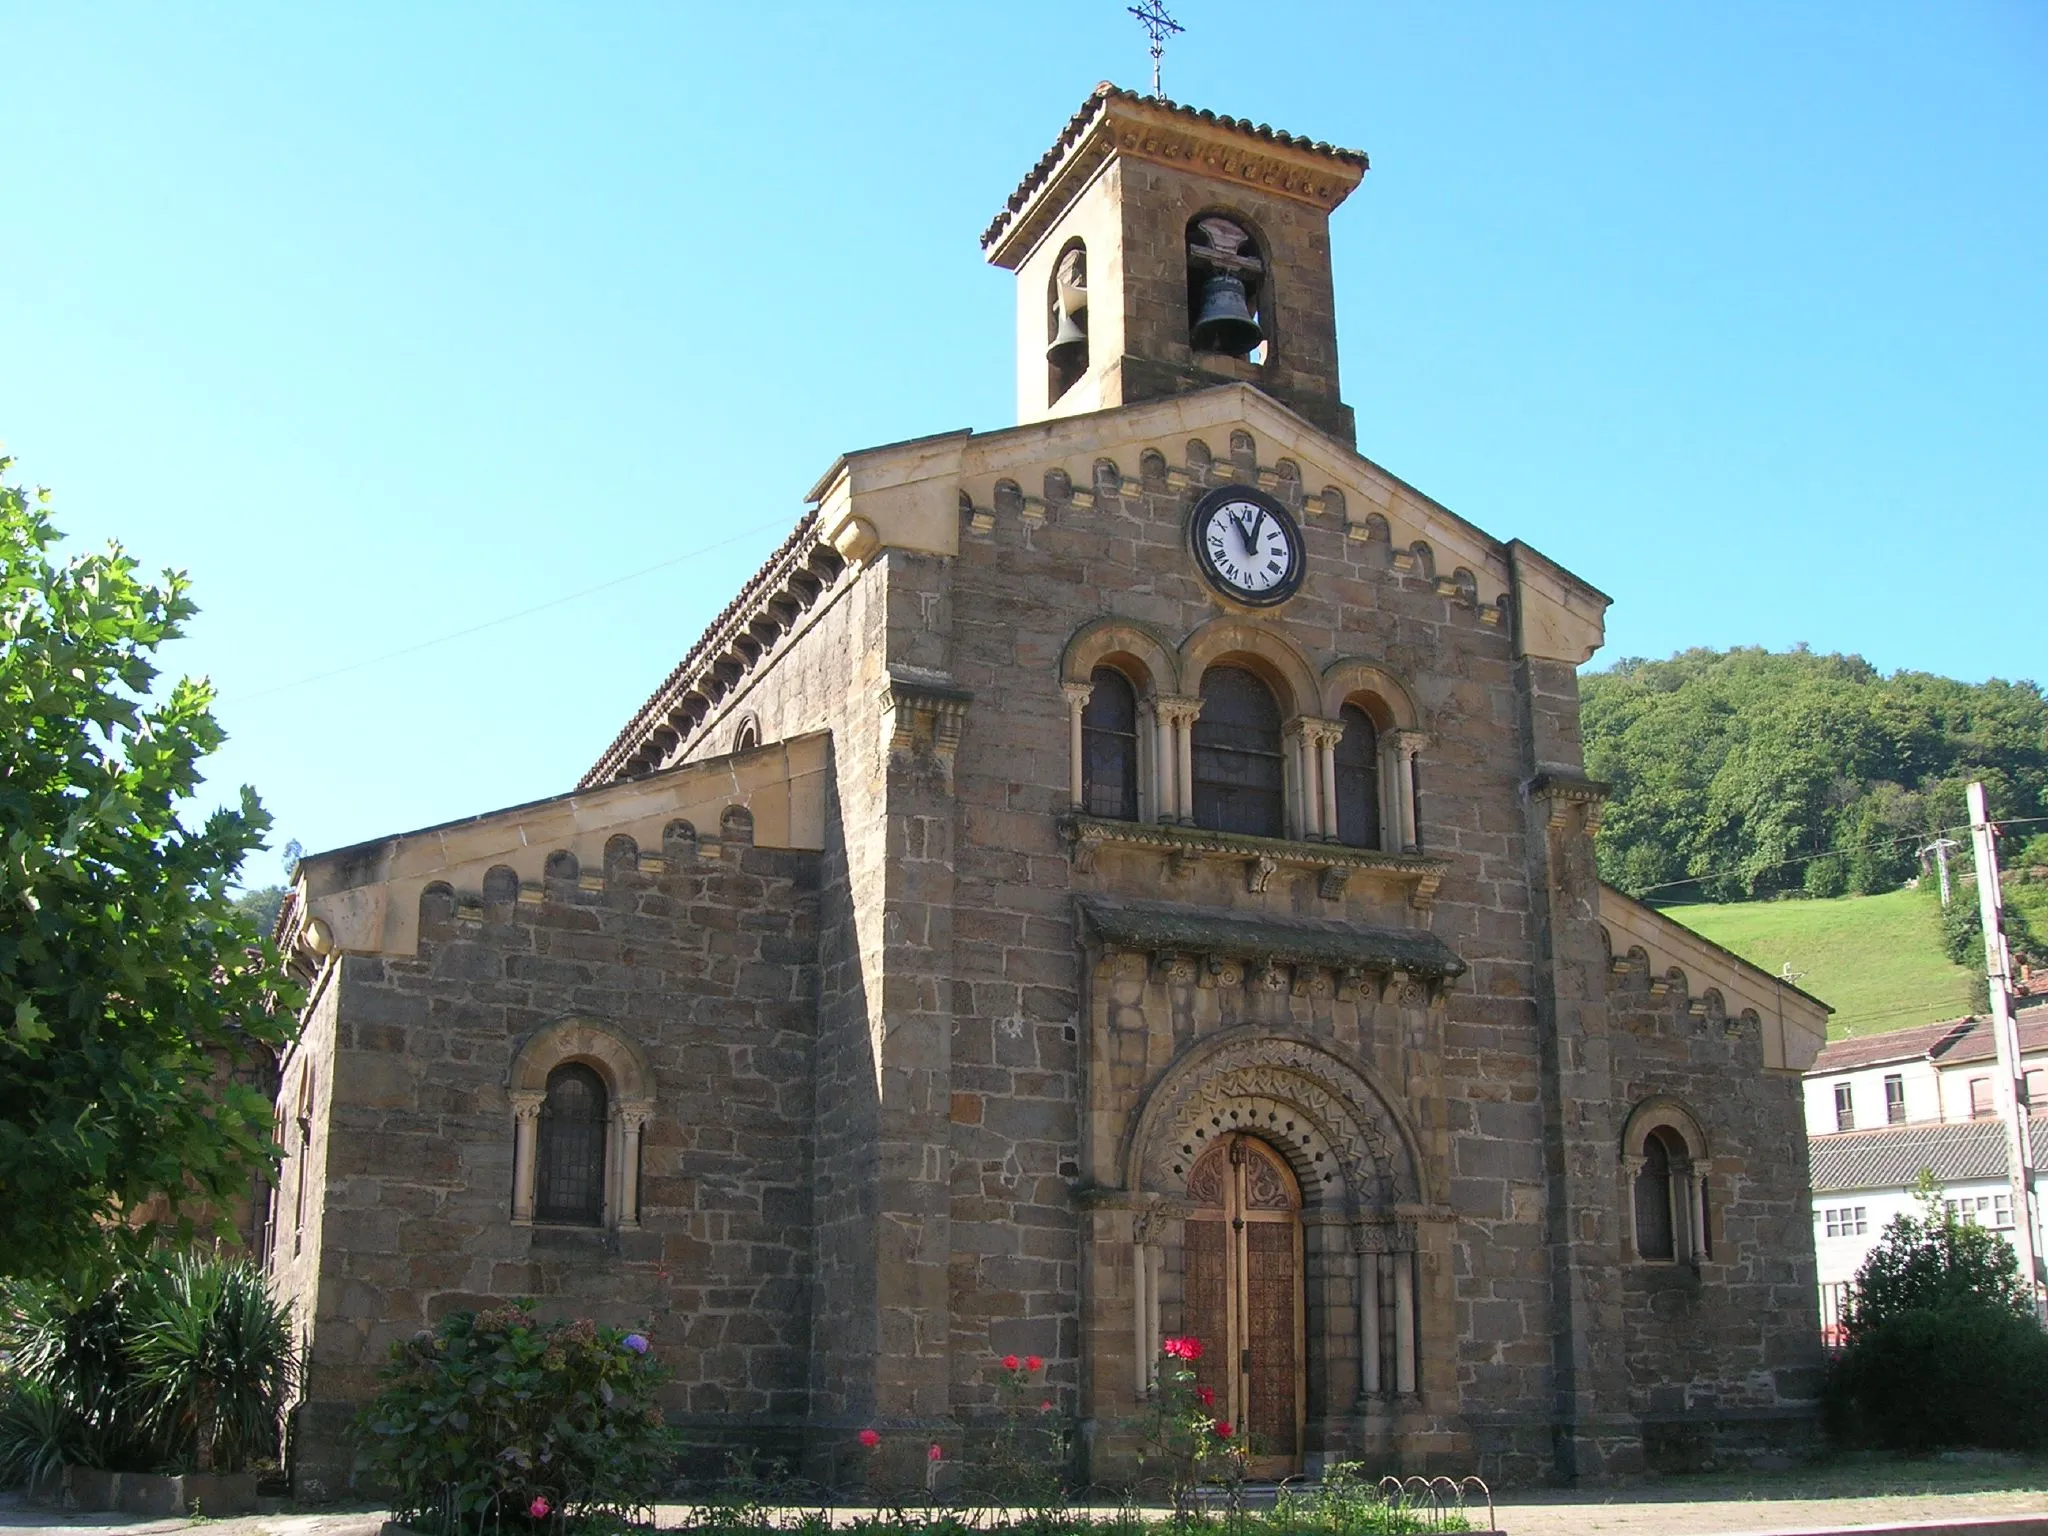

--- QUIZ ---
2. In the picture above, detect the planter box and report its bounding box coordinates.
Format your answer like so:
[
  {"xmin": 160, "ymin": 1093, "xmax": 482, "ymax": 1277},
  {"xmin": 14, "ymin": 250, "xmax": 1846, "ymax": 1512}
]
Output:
[{"xmin": 37, "ymin": 1467, "xmax": 260, "ymax": 1517}]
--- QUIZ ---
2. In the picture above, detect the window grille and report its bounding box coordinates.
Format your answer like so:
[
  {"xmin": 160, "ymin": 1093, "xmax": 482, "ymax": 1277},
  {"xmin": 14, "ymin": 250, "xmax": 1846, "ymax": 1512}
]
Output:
[
  {"xmin": 1332, "ymin": 703, "xmax": 1381, "ymax": 849},
  {"xmin": 536, "ymin": 1063, "xmax": 607, "ymax": 1225},
  {"xmin": 1081, "ymin": 667, "xmax": 1140, "ymax": 821},
  {"xmin": 1191, "ymin": 666, "xmax": 1284, "ymax": 838}
]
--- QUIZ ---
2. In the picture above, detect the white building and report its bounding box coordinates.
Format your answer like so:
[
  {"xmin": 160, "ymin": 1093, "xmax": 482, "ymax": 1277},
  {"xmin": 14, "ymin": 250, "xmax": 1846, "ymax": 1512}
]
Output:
[{"xmin": 1802, "ymin": 1001, "xmax": 2048, "ymax": 1333}]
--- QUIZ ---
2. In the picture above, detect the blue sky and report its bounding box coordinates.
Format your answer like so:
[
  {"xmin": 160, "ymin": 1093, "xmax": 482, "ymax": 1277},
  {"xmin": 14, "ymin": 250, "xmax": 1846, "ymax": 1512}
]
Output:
[{"xmin": 4, "ymin": 2, "xmax": 2043, "ymax": 874}]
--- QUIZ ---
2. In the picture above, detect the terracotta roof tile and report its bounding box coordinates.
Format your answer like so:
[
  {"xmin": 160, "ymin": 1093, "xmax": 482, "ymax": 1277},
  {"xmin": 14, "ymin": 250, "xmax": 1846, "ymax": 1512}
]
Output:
[
  {"xmin": 1806, "ymin": 999, "xmax": 2048, "ymax": 1076},
  {"xmin": 980, "ymin": 83, "xmax": 1369, "ymax": 252}
]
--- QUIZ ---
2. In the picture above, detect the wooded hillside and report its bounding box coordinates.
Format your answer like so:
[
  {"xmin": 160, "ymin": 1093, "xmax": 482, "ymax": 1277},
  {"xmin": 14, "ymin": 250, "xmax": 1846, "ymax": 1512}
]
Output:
[{"xmin": 1580, "ymin": 648, "xmax": 2048, "ymax": 903}]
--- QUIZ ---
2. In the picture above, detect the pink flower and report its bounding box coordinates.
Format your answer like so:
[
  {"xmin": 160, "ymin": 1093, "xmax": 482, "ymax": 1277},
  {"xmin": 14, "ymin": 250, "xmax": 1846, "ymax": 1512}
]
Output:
[
  {"xmin": 1213, "ymin": 1421, "xmax": 1234, "ymax": 1439},
  {"xmin": 1162, "ymin": 1336, "xmax": 1204, "ymax": 1361},
  {"xmin": 858, "ymin": 1428, "xmax": 881, "ymax": 1449},
  {"xmin": 529, "ymin": 1496, "xmax": 551, "ymax": 1519},
  {"xmin": 929, "ymin": 1443, "xmax": 944, "ymax": 1461},
  {"xmin": 1039, "ymin": 1400, "xmax": 1054, "ymax": 1413},
  {"xmin": 1025, "ymin": 1354, "xmax": 1043, "ymax": 1372},
  {"xmin": 1002, "ymin": 1353, "xmax": 1020, "ymax": 1371}
]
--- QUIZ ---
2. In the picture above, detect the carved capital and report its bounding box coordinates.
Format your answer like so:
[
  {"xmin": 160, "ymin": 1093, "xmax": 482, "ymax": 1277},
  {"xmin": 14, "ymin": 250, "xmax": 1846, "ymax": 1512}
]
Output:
[
  {"xmin": 1061, "ymin": 681, "xmax": 1094, "ymax": 712},
  {"xmin": 1299, "ymin": 716, "xmax": 1347, "ymax": 751},
  {"xmin": 1155, "ymin": 694, "xmax": 1204, "ymax": 727},
  {"xmin": 618, "ymin": 1099, "xmax": 655, "ymax": 1134},
  {"xmin": 879, "ymin": 669, "xmax": 974, "ymax": 785},
  {"xmin": 510, "ymin": 1091, "xmax": 545, "ymax": 1124},
  {"xmin": 1388, "ymin": 729, "xmax": 1429, "ymax": 761}
]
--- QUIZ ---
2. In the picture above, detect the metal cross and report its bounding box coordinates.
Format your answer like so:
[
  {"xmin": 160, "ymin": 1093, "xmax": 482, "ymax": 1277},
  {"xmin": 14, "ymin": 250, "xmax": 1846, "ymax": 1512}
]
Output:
[{"xmin": 1128, "ymin": 0, "xmax": 1183, "ymax": 98}]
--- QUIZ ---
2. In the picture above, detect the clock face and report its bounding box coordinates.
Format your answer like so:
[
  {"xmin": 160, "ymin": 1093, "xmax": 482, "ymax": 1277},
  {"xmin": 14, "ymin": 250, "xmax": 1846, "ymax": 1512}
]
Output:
[{"xmin": 1189, "ymin": 485, "xmax": 1304, "ymax": 606}]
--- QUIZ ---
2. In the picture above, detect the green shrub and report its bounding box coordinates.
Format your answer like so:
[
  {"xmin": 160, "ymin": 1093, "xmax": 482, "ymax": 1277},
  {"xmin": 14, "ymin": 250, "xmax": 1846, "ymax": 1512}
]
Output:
[
  {"xmin": 358, "ymin": 1301, "xmax": 676, "ymax": 1532},
  {"xmin": 1828, "ymin": 1183, "xmax": 2048, "ymax": 1450},
  {"xmin": 0, "ymin": 1247, "xmax": 296, "ymax": 1481}
]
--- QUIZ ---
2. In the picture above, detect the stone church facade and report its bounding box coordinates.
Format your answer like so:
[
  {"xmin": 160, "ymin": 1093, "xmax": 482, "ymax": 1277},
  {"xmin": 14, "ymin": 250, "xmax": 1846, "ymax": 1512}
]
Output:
[{"xmin": 266, "ymin": 87, "xmax": 1832, "ymax": 1495}]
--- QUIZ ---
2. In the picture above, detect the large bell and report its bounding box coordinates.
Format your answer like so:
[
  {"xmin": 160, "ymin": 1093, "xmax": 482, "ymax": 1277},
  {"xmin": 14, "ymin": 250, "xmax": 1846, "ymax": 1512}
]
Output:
[
  {"xmin": 1047, "ymin": 303, "xmax": 1088, "ymax": 369},
  {"xmin": 1191, "ymin": 271, "xmax": 1263, "ymax": 357}
]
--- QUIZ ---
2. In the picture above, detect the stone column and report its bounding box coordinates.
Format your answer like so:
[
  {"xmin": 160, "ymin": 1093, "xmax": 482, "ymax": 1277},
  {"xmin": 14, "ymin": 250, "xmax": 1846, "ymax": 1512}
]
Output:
[
  {"xmin": 1389, "ymin": 730, "xmax": 1428, "ymax": 853},
  {"xmin": 1393, "ymin": 1249, "xmax": 1417, "ymax": 1396},
  {"xmin": 616, "ymin": 1102, "xmax": 652, "ymax": 1229},
  {"xmin": 1318, "ymin": 726, "xmax": 1342, "ymax": 844},
  {"xmin": 1357, "ymin": 1239, "xmax": 1381, "ymax": 1398},
  {"xmin": 510, "ymin": 1092, "xmax": 543, "ymax": 1224},
  {"xmin": 1283, "ymin": 720, "xmax": 1315, "ymax": 839},
  {"xmin": 1156, "ymin": 696, "xmax": 1202, "ymax": 824},
  {"xmin": 1063, "ymin": 682, "xmax": 1092, "ymax": 810},
  {"xmin": 1622, "ymin": 1153, "xmax": 1645, "ymax": 1260}
]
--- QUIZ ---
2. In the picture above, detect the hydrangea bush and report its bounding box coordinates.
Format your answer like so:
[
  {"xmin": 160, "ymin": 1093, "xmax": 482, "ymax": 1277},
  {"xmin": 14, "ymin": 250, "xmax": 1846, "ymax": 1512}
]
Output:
[{"xmin": 358, "ymin": 1302, "xmax": 675, "ymax": 1531}]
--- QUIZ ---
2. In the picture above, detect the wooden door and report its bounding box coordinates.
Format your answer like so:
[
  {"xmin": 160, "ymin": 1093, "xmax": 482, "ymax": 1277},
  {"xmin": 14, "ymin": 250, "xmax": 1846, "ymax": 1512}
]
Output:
[{"xmin": 1183, "ymin": 1134, "xmax": 1304, "ymax": 1476}]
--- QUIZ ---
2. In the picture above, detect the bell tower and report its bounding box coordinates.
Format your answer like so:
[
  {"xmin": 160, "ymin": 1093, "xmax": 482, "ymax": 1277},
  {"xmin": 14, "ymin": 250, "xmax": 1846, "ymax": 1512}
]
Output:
[{"xmin": 982, "ymin": 85, "xmax": 1368, "ymax": 444}]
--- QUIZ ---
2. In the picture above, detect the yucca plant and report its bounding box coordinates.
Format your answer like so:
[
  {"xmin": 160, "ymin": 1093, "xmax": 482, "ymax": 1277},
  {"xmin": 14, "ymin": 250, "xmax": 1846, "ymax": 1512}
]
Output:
[
  {"xmin": 127, "ymin": 1251, "xmax": 299, "ymax": 1473},
  {"xmin": 0, "ymin": 1248, "xmax": 297, "ymax": 1480}
]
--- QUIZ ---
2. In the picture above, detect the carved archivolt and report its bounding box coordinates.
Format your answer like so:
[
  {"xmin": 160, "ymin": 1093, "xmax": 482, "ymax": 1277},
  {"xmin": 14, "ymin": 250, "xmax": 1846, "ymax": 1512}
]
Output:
[
  {"xmin": 1127, "ymin": 1031, "xmax": 1422, "ymax": 1211},
  {"xmin": 1319, "ymin": 659, "xmax": 1420, "ymax": 731},
  {"xmin": 510, "ymin": 1016, "xmax": 654, "ymax": 1109},
  {"xmin": 1061, "ymin": 617, "xmax": 1182, "ymax": 695},
  {"xmin": 1177, "ymin": 618, "xmax": 1321, "ymax": 719},
  {"xmin": 1620, "ymin": 1094, "xmax": 1709, "ymax": 1163}
]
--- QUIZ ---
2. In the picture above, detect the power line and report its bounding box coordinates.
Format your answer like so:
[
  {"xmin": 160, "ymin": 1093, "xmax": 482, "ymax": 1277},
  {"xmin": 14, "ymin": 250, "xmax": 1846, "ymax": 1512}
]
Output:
[
  {"xmin": 1634, "ymin": 816, "xmax": 2048, "ymax": 903},
  {"xmin": 230, "ymin": 517, "xmax": 796, "ymax": 705}
]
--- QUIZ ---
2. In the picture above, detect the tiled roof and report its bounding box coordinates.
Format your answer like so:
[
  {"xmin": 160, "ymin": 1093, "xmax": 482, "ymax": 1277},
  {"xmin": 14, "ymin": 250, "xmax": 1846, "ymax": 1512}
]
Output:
[
  {"xmin": 980, "ymin": 83, "xmax": 1369, "ymax": 252},
  {"xmin": 1809, "ymin": 1113, "xmax": 2048, "ymax": 1193},
  {"xmin": 1806, "ymin": 1000, "xmax": 2048, "ymax": 1076}
]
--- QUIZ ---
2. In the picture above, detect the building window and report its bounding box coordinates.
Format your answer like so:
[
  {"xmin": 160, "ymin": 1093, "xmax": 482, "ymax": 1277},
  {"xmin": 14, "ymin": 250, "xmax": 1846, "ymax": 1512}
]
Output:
[
  {"xmin": 1995, "ymin": 1193, "xmax": 2014, "ymax": 1229},
  {"xmin": 1332, "ymin": 704, "xmax": 1381, "ymax": 850},
  {"xmin": 2026, "ymin": 1067, "xmax": 2046, "ymax": 1109},
  {"xmin": 1884, "ymin": 1074, "xmax": 1906, "ymax": 1125},
  {"xmin": 734, "ymin": 718, "xmax": 760, "ymax": 752},
  {"xmin": 1191, "ymin": 666, "xmax": 1285, "ymax": 838},
  {"xmin": 1634, "ymin": 1129, "xmax": 1681, "ymax": 1262},
  {"xmin": 1822, "ymin": 1206, "xmax": 1869, "ymax": 1238},
  {"xmin": 1081, "ymin": 667, "xmax": 1140, "ymax": 821},
  {"xmin": 535, "ymin": 1063, "xmax": 608, "ymax": 1226},
  {"xmin": 1834, "ymin": 1082, "xmax": 1855, "ymax": 1132},
  {"xmin": 1969, "ymin": 1077, "xmax": 1994, "ymax": 1118}
]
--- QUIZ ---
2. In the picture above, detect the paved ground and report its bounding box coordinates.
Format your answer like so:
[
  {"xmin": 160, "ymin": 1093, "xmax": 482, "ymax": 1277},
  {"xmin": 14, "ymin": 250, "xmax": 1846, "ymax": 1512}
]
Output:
[{"xmin": 6, "ymin": 1461, "xmax": 2047, "ymax": 1536}]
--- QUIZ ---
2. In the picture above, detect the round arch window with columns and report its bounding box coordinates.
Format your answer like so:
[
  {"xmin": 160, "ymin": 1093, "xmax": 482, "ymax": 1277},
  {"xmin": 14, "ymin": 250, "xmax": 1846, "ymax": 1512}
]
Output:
[
  {"xmin": 508, "ymin": 1018, "xmax": 655, "ymax": 1229},
  {"xmin": 1321, "ymin": 660, "xmax": 1426, "ymax": 853},
  {"xmin": 1620, "ymin": 1096, "xmax": 1712, "ymax": 1267},
  {"xmin": 1060, "ymin": 618, "xmax": 1181, "ymax": 824}
]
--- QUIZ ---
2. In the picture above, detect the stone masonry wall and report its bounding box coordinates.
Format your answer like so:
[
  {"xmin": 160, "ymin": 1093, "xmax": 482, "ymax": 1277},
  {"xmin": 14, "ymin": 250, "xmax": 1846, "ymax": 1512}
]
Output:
[
  {"xmin": 942, "ymin": 426, "xmax": 1562, "ymax": 1478},
  {"xmin": 1607, "ymin": 977, "xmax": 1824, "ymax": 1471},
  {"xmin": 292, "ymin": 826, "xmax": 820, "ymax": 1495}
]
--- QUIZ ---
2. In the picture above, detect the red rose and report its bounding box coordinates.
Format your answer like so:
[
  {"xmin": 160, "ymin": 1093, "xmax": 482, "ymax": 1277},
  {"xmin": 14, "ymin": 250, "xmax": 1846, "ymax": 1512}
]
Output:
[
  {"xmin": 1039, "ymin": 1400, "xmax": 1054, "ymax": 1413},
  {"xmin": 1025, "ymin": 1354, "xmax": 1043, "ymax": 1372},
  {"xmin": 1002, "ymin": 1353, "xmax": 1020, "ymax": 1371},
  {"xmin": 1162, "ymin": 1336, "xmax": 1205, "ymax": 1361},
  {"xmin": 858, "ymin": 1428, "xmax": 881, "ymax": 1449},
  {"xmin": 1196, "ymin": 1385, "xmax": 1215, "ymax": 1406},
  {"xmin": 929, "ymin": 1443, "xmax": 944, "ymax": 1461},
  {"xmin": 1213, "ymin": 1421, "xmax": 1234, "ymax": 1439}
]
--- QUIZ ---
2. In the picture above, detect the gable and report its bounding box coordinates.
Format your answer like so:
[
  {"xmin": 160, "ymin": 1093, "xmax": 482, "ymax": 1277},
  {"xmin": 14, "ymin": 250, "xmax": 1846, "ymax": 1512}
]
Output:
[
  {"xmin": 814, "ymin": 382, "xmax": 1610, "ymax": 666},
  {"xmin": 1600, "ymin": 882, "xmax": 1833, "ymax": 1072}
]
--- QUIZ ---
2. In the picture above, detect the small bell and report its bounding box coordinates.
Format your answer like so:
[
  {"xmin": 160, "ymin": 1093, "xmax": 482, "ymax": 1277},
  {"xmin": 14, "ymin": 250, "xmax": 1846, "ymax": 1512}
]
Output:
[{"xmin": 1191, "ymin": 271, "xmax": 1263, "ymax": 357}]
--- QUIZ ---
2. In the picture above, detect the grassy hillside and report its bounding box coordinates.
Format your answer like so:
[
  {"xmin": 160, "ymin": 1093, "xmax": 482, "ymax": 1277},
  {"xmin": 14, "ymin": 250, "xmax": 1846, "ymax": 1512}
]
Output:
[{"xmin": 1662, "ymin": 886, "xmax": 1975, "ymax": 1039}]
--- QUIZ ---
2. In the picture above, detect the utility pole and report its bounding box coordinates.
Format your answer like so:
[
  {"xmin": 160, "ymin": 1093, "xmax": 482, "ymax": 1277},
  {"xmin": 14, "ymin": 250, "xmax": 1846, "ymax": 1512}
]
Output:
[
  {"xmin": 1967, "ymin": 780, "xmax": 2043, "ymax": 1315},
  {"xmin": 1921, "ymin": 835, "xmax": 1961, "ymax": 907}
]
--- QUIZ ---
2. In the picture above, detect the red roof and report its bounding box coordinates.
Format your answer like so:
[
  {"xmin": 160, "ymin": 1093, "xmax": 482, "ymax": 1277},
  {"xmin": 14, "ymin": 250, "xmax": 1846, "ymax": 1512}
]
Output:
[{"xmin": 1808, "ymin": 999, "xmax": 2048, "ymax": 1076}]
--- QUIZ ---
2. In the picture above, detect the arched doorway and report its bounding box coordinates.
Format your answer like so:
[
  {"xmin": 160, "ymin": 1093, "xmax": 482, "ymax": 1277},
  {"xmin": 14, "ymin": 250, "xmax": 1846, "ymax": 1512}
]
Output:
[{"xmin": 1184, "ymin": 1134, "xmax": 1304, "ymax": 1476}]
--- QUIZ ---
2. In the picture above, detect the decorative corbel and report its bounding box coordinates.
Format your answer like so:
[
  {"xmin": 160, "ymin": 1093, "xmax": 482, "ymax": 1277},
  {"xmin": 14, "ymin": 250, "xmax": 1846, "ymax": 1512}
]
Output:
[
  {"xmin": 1246, "ymin": 855, "xmax": 1279, "ymax": 893},
  {"xmin": 1318, "ymin": 866, "xmax": 1349, "ymax": 902}
]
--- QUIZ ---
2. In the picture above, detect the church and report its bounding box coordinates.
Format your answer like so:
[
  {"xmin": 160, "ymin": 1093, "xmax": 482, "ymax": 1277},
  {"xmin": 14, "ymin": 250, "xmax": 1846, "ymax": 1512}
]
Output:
[{"xmin": 265, "ymin": 85, "xmax": 1833, "ymax": 1494}]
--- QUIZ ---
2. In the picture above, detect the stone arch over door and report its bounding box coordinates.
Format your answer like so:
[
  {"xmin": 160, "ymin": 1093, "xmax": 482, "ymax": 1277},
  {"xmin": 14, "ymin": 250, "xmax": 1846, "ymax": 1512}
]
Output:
[
  {"xmin": 1124, "ymin": 1028, "xmax": 1425, "ymax": 1211},
  {"xmin": 1104, "ymin": 1028, "xmax": 1431, "ymax": 1468}
]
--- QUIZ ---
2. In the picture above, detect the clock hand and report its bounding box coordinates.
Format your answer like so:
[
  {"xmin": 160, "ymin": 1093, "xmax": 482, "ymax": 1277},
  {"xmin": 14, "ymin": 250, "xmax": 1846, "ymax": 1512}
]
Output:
[
  {"xmin": 1246, "ymin": 509, "xmax": 1267, "ymax": 551},
  {"xmin": 1234, "ymin": 513, "xmax": 1257, "ymax": 556}
]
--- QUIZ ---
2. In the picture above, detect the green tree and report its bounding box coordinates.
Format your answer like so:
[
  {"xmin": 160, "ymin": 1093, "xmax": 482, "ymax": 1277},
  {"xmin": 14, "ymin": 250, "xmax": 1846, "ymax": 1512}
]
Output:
[
  {"xmin": 0, "ymin": 461, "xmax": 298, "ymax": 1280},
  {"xmin": 1828, "ymin": 1178, "xmax": 2048, "ymax": 1450},
  {"xmin": 1583, "ymin": 648, "xmax": 2048, "ymax": 902}
]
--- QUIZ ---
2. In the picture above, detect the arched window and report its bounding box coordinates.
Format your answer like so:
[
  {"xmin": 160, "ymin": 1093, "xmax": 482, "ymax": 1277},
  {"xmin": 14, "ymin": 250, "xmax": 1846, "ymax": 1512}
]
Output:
[
  {"xmin": 1081, "ymin": 667, "xmax": 1139, "ymax": 820},
  {"xmin": 536, "ymin": 1063, "xmax": 607, "ymax": 1226},
  {"xmin": 1192, "ymin": 666, "xmax": 1284, "ymax": 837},
  {"xmin": 1634, "ymin": 1129, "xmax": 1679, "ymax": 1262},
  {"xmin": 1186, "ymin": 216, "xmax": 1267, "ymax": 363},
  {"xmin": 1333, "ymin": 704, "xmax": 1380, "ymax": 850}
]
